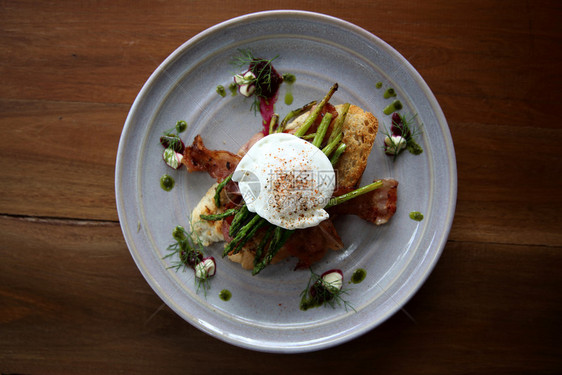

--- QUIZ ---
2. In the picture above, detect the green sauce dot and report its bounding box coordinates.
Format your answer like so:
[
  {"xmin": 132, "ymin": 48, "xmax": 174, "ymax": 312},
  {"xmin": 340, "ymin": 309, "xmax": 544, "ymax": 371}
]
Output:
[
  {"xmin": 216, "ymin": 85, "xmax": 226, "ymax": 97},
  {"xmin": 229, "ymin": 82, "xmax": 238, "ymax": 96},
  {"xmin": 383, "ymin": 100, "xmax": 403, "ymax": 115},
  {"xmin": 376, "ymin": 81, "xmax": 383, "ymax": 89},
  {"xmin": 160, "ymin": 174, "xmax": 175, "ymax": 191},
  {"xmin": 384, "ymin": 88, "xmax": 396, "ymax": 99},
  {"xmin": 284, "ymin": 91, "xmax": 293, "ymax": 105},
  {"xmin": 219, "ymin": 289, "xmax": 232, "ymax": 301},
  {"xmin": 282, "ymin": 73, "xmax": 296, "ymax": 84},
  {"xmin": 175, "ymin": 120, "xmax": 187, "ymax": 133},
  {"xmin": 351, "ymin": 269, "xmax": 367, "ymax": 284},
  {"xmin": 172, "ymin": 225, "xmax": 186, "ymax": 241},
  {"xmin": 409, "ymin": 211, "xmax": 424, "ymax": 221}
]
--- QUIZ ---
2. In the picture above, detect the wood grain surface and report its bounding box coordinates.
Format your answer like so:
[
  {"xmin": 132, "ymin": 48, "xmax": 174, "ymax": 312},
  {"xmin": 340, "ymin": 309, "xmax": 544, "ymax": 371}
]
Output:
[{"xmin": 1, "ymin": 0, "xmax": 561, "ymax": 373}]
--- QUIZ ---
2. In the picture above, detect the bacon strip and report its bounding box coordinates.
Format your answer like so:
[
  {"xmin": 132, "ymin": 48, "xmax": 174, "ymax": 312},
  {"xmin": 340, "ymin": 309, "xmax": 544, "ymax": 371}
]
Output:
[
  {"xmin": 237, "ymin": 132, "xmax": 264, "ymax": 156},
  {"xmin": 283, "ymin": 219, "xmax": 343, "ymax": 269},
  {"xmin": 329, "ymin": 178, "xmax": 398, "ymax": 225},
  {"xmin": 182, "ymin": 135, "xmax": 241, "ymax": 181}
]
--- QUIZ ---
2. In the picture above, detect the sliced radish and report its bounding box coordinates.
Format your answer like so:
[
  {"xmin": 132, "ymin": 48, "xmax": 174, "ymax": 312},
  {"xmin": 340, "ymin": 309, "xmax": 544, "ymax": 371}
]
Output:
[
  {"xmin": 160, "ymin": 134, "xmax": 185, "ymax": 153},
  {"xmin": 162, "ymin": 148, "xmax": 183, "ymax": 169},
  {"xmin": 234, "ymin": 71, "xmax": 256, "ymax": 97},
  {"xmin": 194, "ymin": 257, "xmax": 216, "ymax": 279},
  {"xmin": 321, "ymin": 269, "xmax": 343, "ymax": 292},
  {"xmin": 239, "ymin": 83, "xmax": 256, "ymax": 97},
  {"xmin": 384, "ymin": 135, "xmax": 407, "ymax": 155}
]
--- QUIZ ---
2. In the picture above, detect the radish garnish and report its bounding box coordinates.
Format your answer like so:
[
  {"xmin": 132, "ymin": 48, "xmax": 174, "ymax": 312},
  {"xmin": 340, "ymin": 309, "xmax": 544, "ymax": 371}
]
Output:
[
  {"xmin": 160, "ymin": 134, "xmax": 185, "ymax": 153},
  {"xmin": 194, "ymin": 257, "xmax": 216, "ymax": 280},
  {"xmin": 234, "ymin": 71, "xmax": 256, "ymax": 97},
  {"xmin": 299, "ymin": 269, "xmax": 354, "ymax": 312},
  {"xmin": 382, "ymin": 112, "xmax": 423, "ymax": 159},
  {"xmin": 165, "ymin": 225, "xmax": 215, "ymax": 296},
  {"xmin": 384, "ymin": 135, "xmax": 407, "ymax": 155},
  {"xmin": 320, "ymin": 269, "xmax": 343, "ymax": 292},
  {"xmin": 162, "ymin": 148, "xmax": 183, "ymax": 169}
]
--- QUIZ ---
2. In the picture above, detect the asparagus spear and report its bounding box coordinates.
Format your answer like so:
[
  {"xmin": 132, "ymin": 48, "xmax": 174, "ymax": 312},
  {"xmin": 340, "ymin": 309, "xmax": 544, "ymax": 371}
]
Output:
[
  {"xmin": 327, "ymin": 103, "xmax": 350, "ymax": 144},
  {"xmin": 322, "ymin": 132, "xmax": 343, "ymax": 157},
  {"xmin": 312, "ymin": 113, "xmax": 332, "ymax": 148},
  {"xmin": 330, "ymin": 143, "xmax": 347, "ymax": 165},
  {"xmin": 229, "ymin": 204, "xmax": 249, "ymax": 236},
  {"xmin": 199, "ymin": 208, "xmax": 238, "ymax": 221},
  {"xmin": 320, "ymin": 102, "xmax": 350, "ymax": 157},
  {"xmin": 268, "ymin": 113, "xmax": 279, "ymax": 135},
  {"xmin": 326, "ymin": 179, "xmax": 384, "ymax": 208},
  {"xmin": 253, "ymin": 225, "xmax": 275, "ymax": 267},
  {"xmin": 222, "ymin": 213, "xmax": 266, "ymax": 257},
  {"xmin": 229, "ymin": 216, "xmax": 267, "ymax": 256},
  {"xmin": 252, "ymin": 227, "xmax": 295, "ymax": 275},
  {"xmin": 294, "ymin": 83, "xmax": 338, "ymax": 138},
  {"xmin": 214, "ymin": 174, "xmax": 232, "ymax": 208},
  {"xmin": 276, "ymin": 100, "xmax": 317, "ymax": 133},
  {"xmin": 301, "ymin": 132, "xmax": 317, "ymax": 140}
]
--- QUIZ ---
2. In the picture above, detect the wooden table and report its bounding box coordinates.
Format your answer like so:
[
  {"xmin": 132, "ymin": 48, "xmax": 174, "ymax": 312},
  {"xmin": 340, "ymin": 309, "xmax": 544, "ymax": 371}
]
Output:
[{"xmin": 1, "ymin": 1, "xmax": 561, "ymax": 373}]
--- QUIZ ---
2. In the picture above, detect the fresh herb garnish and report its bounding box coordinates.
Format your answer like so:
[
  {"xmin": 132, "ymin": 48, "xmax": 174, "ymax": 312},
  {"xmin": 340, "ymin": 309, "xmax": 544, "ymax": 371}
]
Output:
[
  {"xmin": 299, "ymin": 269, "xmax": 355, "ymax": 312},
  {"xmin": 160, "ymin": 133, "xmax": 184, "ymax": 153},
  {"xmin": 163, "ymin": 224, "xmax": 214, "ymax": 295},
  {"xmin": 382, "ymin": 112, "xmax": 423, "ymax": 160},
  {"xmin": 231, "ymin": 49, "xmax": 283, "ymax": 113},
  {"xmin": 160, "ymin": 122, "xmax": 187, "ymax": 169}
]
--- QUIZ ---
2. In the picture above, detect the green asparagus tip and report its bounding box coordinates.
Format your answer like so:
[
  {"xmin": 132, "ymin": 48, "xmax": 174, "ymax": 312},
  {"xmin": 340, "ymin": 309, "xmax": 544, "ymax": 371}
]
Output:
[{"xmin": 326, "ymin": 180, "xmax": 383, "ymax": 208}]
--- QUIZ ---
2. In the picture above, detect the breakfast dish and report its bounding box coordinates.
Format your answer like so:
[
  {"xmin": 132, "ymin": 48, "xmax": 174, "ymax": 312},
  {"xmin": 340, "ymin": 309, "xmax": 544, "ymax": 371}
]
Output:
[
  {"xmin": 181, "ymin": 85, "xmax": 398, "ymax": 276},
  {"xmin": 115, "ymin": 11, "xmax": 456, "ymax": 352}
]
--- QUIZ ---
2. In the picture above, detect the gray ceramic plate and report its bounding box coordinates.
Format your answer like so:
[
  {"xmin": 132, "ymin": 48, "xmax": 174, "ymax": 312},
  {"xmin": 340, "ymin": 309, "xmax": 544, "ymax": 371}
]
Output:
[{"xmin": 115, "ymin": 10, "xmax": 456, "ymax": 353}]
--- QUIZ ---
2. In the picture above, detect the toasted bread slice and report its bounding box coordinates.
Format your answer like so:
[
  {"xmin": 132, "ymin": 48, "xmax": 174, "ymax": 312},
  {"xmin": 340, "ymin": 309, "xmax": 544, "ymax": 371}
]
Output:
[
  {"xmin": 285, "ymin": 104, "xmax": 378, "ymax": 194},
  {"xmin": 333, "ymin": 104, "xmax": 378, "ymax": 194}
]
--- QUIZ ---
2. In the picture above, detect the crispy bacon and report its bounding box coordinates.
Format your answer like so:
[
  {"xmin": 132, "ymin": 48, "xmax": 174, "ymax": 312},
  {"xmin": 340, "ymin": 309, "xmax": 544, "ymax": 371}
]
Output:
[
  {"xmin": 237, "ymin": 132, "xmax": 264, "ymax": 156},
  {"xmin": 283, "ymin": 219, "xmax": 343, "ymax": 269},
  {"xmin": 329, "ymin": 178, "xmax": 398, "ymax": 225},
  {"xmin": 182, "ymin": 135, "xmax": 241, "ymax": 181}
]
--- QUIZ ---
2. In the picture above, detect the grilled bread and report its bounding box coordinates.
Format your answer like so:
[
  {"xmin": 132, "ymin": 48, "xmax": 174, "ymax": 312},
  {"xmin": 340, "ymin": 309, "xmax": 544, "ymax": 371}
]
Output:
[{"xmin": 285, "ymin": 104, "xmax": 379, "ymax": 194}]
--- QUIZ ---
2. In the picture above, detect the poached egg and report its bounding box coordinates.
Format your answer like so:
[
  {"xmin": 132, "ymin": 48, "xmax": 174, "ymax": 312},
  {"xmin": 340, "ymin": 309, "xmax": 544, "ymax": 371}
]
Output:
[{"xmin": 232, "ymin": 133, "xmax": 335, "ymax": 230}]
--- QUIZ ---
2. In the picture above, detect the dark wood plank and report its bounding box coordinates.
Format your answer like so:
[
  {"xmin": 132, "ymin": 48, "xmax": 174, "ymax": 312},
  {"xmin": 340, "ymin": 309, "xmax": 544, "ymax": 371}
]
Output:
[
  {"xmin": 0, "ymin": 99, "xmax": 125, "ymax": 221},
  {"xmin": 0, "ymin": 216, "xmax": 560, "ymax": 373},
  {"xmin": 450, "ymin": 121, "xmax": 562, "ymax": 246},
  {"xmin": 1, "ymin": 0, "xmax": 561, "ymax": 129}
]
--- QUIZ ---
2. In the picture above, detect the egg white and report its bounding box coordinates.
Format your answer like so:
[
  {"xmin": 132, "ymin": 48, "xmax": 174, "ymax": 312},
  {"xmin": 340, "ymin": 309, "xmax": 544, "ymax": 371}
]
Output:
[{"xmin": 232, "ymin": 133, "xmax": 335, "ymax": 230}]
